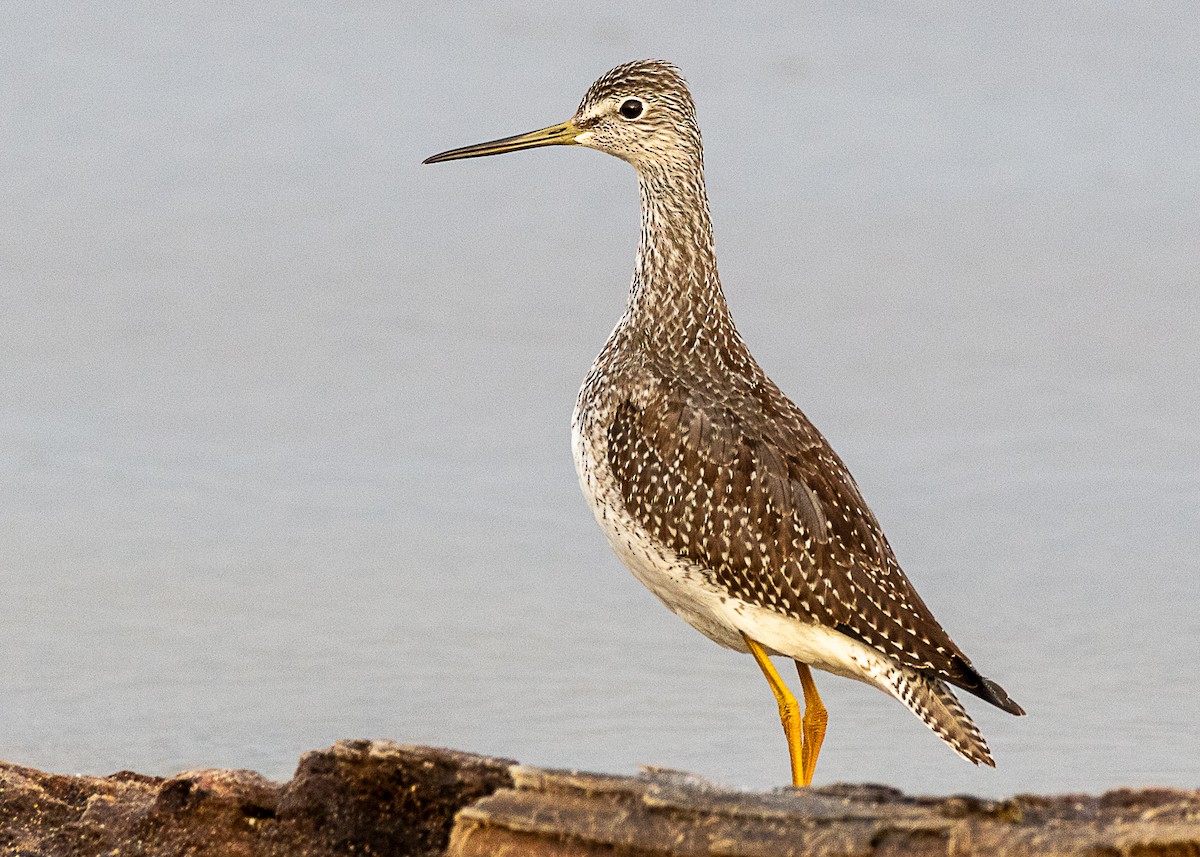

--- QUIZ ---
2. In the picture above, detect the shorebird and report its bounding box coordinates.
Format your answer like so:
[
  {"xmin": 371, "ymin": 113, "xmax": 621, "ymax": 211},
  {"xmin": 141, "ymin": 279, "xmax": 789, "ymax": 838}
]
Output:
[{"xmin": 424, "ymin": 60, "xmax": 1023, "ymax": 786}]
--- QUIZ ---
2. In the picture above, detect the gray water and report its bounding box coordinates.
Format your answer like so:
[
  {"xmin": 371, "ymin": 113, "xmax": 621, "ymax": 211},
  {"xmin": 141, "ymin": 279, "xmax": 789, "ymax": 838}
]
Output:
[{"xmin": 2, "ymin": 2, "xmax": 1197, "ymax": 798}]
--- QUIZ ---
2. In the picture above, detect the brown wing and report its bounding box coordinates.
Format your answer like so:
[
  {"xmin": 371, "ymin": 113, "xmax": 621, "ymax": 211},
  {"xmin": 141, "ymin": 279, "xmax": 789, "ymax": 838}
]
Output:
[{"xmin": 605, "ymin": 376, "xmax": 1020, "ymax": 712}]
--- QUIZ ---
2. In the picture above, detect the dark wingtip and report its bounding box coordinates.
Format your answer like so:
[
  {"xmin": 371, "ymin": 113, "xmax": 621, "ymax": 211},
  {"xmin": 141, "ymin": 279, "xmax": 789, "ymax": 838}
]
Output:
[
  {"xmin": 946, "ymin": 659, "xmax": 1026, "ymax": 716},
  {"xmin": 980, "ymin": 677, "xmax": 1026, "ymax": 716}
]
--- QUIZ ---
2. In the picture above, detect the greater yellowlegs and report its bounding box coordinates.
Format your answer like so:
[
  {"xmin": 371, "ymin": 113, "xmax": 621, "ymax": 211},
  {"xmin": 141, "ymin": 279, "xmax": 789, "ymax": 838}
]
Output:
[{"xmin": 424, "ymin": 60, "xmax": 1024, "ymax": 787}]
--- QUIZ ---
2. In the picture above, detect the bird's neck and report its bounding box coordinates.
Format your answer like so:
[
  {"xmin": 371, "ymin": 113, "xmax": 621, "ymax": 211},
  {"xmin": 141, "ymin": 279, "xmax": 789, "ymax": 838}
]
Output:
[{"xmin": 620, "ymin": 162, "xmax": 742, "ymax": 359}]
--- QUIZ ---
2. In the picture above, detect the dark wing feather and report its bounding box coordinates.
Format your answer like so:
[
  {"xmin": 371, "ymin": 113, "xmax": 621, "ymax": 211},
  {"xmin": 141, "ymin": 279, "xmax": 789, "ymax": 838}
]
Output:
[{"xmin": 606, "ymin": 377, "xmax": 1022, "ymax": 714}]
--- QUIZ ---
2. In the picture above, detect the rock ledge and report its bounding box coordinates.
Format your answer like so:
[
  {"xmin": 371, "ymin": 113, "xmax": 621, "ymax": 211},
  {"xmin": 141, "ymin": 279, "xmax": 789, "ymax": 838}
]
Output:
[{"xmin": 1, "ymin": 740, "xmax": 1196, "ymax": 856}]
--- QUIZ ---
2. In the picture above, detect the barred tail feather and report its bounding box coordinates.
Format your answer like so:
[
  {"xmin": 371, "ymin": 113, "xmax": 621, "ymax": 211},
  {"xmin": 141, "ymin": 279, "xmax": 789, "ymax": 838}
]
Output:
[{"xmin": 884, "ymin": 666, "xmax": 995, "ymax": 766}]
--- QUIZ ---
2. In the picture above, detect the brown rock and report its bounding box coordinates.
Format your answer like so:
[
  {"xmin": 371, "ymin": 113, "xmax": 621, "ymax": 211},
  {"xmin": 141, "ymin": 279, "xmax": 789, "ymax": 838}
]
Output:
[
  {"xmin": 2, "ymin": 742, "xmax": 1197, "ymax": 856},
  {"xmin": 0, "ymin": 740, "xmax": 513, "ymax": 856},
  {"xmin": 275, "ymin": 739, "xmax": 515, "ymax": 855},
  {"xmin": 447, "ymin": 766, "xmax": 1200, "ymax": 857}
]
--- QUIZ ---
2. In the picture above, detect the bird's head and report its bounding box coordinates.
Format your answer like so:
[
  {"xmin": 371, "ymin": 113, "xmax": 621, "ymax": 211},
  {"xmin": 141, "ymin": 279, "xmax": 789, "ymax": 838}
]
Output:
[{"xmin": 423, "ymin": 60, "xmax": 701, "ymax": 173}]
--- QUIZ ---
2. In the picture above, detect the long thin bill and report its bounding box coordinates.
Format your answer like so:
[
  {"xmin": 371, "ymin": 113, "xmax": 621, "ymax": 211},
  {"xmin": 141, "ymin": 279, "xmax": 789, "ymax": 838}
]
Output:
[{"xmin": 423, "ymin": 120, "xmax": 581, "ymax": 164}]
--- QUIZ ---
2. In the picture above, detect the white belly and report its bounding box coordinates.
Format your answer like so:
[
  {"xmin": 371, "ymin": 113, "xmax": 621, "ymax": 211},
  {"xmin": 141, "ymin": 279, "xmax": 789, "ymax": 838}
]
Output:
[{"xmin": 571, "ymin": 399, "xmax": 747, "ymax": 651}]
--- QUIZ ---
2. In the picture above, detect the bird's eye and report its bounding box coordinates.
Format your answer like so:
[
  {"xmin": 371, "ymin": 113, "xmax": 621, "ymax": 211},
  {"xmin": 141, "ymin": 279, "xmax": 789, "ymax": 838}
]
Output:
[{"xmin": 619, "ymin": 99, "xmax": 644, "ymax": 120}]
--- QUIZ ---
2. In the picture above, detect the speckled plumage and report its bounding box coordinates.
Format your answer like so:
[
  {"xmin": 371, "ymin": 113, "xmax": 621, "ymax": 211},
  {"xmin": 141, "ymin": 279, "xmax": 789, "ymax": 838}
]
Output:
[
  {"xmin": 566, "ymin": 61, "xmax": 1022, "ymax": 766},
  {"xmin": 426, "ymin": 59, "xmax": 1023, "ymax": 773}
]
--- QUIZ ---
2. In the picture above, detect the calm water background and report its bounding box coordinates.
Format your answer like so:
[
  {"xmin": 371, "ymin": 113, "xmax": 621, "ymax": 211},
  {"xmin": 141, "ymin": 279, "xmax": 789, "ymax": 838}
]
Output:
[{"xmin": 2, "ymin": 3, "xmax": 1197, "ymax": 796}]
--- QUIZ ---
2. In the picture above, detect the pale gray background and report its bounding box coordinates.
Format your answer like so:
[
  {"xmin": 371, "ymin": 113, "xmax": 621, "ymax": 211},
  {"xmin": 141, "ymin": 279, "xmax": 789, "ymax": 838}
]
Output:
[{"xmin": 2, "ymin": 2, "xmax": 1197, "ymax": 796}]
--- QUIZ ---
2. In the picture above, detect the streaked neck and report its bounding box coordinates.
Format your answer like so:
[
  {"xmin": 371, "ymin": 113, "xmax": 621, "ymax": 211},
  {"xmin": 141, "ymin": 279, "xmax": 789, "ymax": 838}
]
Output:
[{"xmin": 623, "ymin": 161, "xmax": 738, "ymax": 354}]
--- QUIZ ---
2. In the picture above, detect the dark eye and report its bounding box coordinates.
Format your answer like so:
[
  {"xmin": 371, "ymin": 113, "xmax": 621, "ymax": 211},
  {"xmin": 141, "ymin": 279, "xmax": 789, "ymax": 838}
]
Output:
[{"xmin": 619, "ymin": 99, "xmax": 644, "ymax": 119}]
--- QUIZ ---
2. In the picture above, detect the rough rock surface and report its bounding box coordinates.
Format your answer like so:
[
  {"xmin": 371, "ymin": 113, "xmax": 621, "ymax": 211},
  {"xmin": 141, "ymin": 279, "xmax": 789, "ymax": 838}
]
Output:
[
  {"xmin": 451, "ymin": 767, "xmax": 1200, "ymax": 856},
  {"xmin": 0, "ymin": 740, "xmax": 513, "ymax": 856},
  {"xmin": 1, "ymin": 741, "xmax": 1197, "ymax": 856}
]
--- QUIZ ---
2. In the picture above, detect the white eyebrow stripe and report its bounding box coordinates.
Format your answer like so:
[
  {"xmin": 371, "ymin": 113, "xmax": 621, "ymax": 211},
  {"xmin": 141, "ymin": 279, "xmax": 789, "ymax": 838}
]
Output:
[{"xmin": 578, "ymin": 102, "xmax": 610, "ymax": 122}]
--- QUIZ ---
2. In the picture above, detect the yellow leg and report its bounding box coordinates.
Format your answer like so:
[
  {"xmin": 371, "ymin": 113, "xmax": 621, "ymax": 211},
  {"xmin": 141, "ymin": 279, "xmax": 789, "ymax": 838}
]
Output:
[
  {"xmin": 795, "ymin": 662, "xmax": 828, "ymax": 786},
  {"xmin": 743, "ymin": 634, "xmax": 806, "ymax": 787}
]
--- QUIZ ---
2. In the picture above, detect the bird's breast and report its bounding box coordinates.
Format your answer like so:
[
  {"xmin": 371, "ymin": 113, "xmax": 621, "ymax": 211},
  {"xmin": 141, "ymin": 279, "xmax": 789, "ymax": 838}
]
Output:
[{"xmin": 571, "ymin": 376, "xmax": 748, "ymax": 651}]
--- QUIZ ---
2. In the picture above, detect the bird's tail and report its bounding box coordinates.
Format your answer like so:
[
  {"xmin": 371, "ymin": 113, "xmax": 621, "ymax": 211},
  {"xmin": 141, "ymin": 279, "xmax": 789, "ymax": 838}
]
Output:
[{"xmin": 883, "ymin": 666, "xmax": 995, "ymax": 766}]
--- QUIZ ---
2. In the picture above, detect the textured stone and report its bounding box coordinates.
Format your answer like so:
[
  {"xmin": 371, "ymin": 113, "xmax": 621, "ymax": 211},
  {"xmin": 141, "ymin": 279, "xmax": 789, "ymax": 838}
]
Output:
[
  {"xmin": 0, "ymin": 740, "xmax": 514, "ymax": 856},
  {"xmin": 447, "ymin": 767, "xmax": 1200, "ymax": 857},
  {"xmin": 2, "ymin": 743, "xmax": 1197, "ymax": 856}
]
